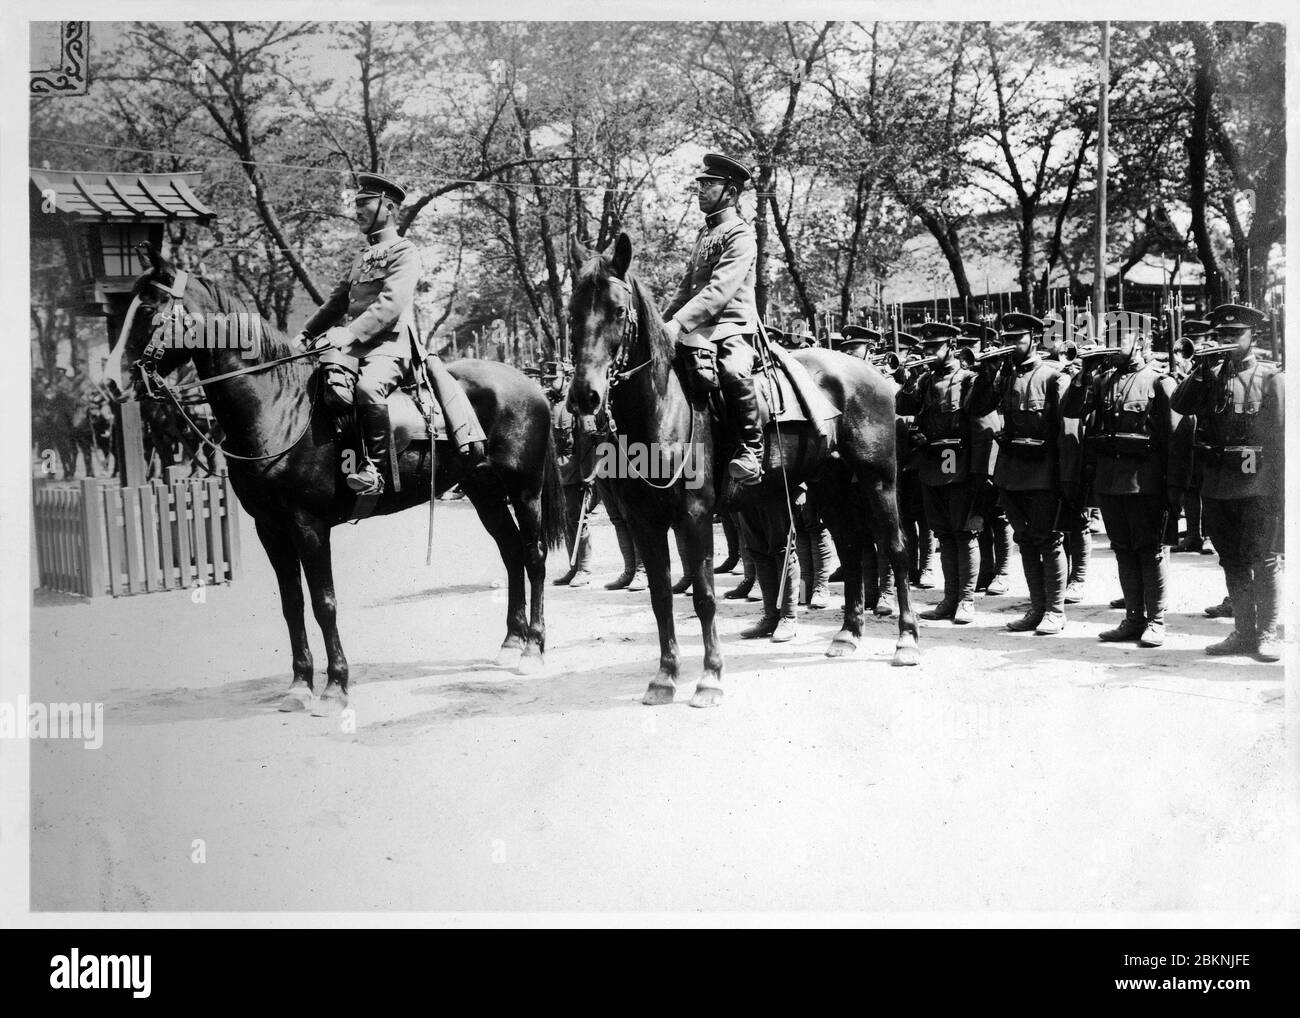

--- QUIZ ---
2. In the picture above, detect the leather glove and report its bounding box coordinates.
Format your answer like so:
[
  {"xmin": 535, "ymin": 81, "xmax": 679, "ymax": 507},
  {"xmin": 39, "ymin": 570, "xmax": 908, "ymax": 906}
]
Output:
[
  {"xmin": 325, "ymin": 326, "xmax": 354, "ymax": 350},
  {"xmin": 291, "ymin": 330, "xmax": 312, "ymax": 352}
]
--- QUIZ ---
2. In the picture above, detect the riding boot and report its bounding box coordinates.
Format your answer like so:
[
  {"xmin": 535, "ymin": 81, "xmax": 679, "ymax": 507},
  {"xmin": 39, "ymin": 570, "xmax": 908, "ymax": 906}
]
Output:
[
  {"xmin": 567, "ymin": 530, "xmax": 593, "ymax": 588},
  {"xmin": 920, "ymin": 537, "xmax": 958, "ymax": 620},
  {"xmin": 809, "ymin": 527, "xmax": 833, "ymax": 609},
  {"xmin": 722, "ymin": 376, "xmax": 764, "ymax": 485},
  {"xmin": 976, "ymin": 526, "xmax": 994, "ymax": 592},
  {"xmin": 795, "ymin": 528, "xmax": 813, "ymax": 605},
  {"xmin": 716, "ymin": 512, "xmax": 740, "ymax": 574},
  {"xmin": 605, "ymin": 521, "xmax": 639, "ymax": 589},
  {"xmin": 1254, "ymin": 558, "xmax": 1283, "ymax": 662},
  {"xmin": 671, "ymin": 528, "xmax": 693, "ymax": 595},
  {"xmin": 725, "ymin": 535, "xmax": 756, "ymax": 600},
  {"xmin": 1064, "ymin": 526, "xmax": 1090, "ymax": 604},
  {"xmin": 1035, "ymin": 540, "xmax": 1068, "ymax": 634},
  {"xmin": 1206, "ymin": 568, "xmax": 1257, "ymax": 656},
  {"xmin": 1100, "ymin": 550, "xmax": 1145, "ymax": 641},
  {"xmin": 952, "ymin": 532, "xmax": 978, "ymax": 624},
  {"xmin": 985, "ymin": 515, "xmax": 1012, "ymax": 595},
  {"xmin": 741, "ymin": 557, "xmax": 779, "ymax": 638},
  {"xmin": 1006, "ymin": 544, "xmax": 1045, "ymax": 632},
  {"xmin": 347, "ymin": 403, "xmax": 391, "ymax": 494},
  {"xmin": 1137, "ymin": 548, "xmax": 1167, "ymax": 647}
]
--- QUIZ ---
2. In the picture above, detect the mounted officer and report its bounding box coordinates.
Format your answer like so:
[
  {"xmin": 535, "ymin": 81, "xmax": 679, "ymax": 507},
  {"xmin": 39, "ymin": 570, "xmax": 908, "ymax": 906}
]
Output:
[
  {"xmin": 1066, "ymin": 313, "xmax": 1191, "ymax": 647},
  {"xmin": 662, "ymin": 153, "xmax": 763, "ymax": 485},
  {"xmin": 296, "ymin": 171, "xmax": 484, "ymax": 495},
  {"xmin": 1170, "ymin": 303, "xmax": 1285, "ymax": 661},
  {"xmin": 971, "ymin": 312, "xmax": 1071, "ymax": 634}
]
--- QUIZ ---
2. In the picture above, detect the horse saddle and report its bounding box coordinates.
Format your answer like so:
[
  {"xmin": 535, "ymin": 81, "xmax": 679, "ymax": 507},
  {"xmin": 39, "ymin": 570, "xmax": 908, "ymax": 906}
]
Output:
[{"xmin": 753, "ymin": 342, "xmax": 840, "ymax": 443}]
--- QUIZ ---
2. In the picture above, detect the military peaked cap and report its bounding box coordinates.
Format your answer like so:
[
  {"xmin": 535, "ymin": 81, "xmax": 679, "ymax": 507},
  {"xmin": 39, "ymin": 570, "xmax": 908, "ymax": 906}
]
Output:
[
  {"xmin": 957, "ymin": 321, "xmax": 999, "ymax": 345},
  {"xmin": 695, "ymin": 153, "xmax": 753, "ymax": 187},
  {"xmin": 1001, "ymin": 312, "xmax": 1045, "ymax": 336},
  {"xmin": 1181, "ymin": 319, "xmax": 1214, "ymax": 338},
  {"xmin": 914, "ymin": 321, "xmax": 962, "ymax": 346},
  {"xmin": 355, "ymin": 171, "xmax": 407, "ymax": 205},
  {"xmin": 1208, "ymin": 303, "xmax": 1266, "ymax": 330},
  {"xmin": 841, "ymin": 325, "xmax": 881, "ymax": 342}
]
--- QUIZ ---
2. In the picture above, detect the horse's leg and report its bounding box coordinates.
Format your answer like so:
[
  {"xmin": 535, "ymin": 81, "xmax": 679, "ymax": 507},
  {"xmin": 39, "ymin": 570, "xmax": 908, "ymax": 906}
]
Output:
[
  {"xmin": 254, "ymin": 516, "xmax": 315, "ymax": 712},
  {"xmin": 628, "ymin": 515, "xmax": 678, "ymax": 706},
  {"xmin": 678, "ymin": 505, "xmax": 723, "ymax": 707},
  {"xmin": 862, "ymin": 475, "xmax": 920, "ymax": 666},
  {"xmin": 461, "ymin": 476, "xmax": 529, "ymax": 669},
  {"xmin": 286, "ymin": 515, "xmax": 350, "ymax": 715},
  {"xmin": 508, "ymin": 485, "xmax": 548, "ymax": 675},
  {"xmin": 817, "ymin": 476, "xmax": 865, "ymax": 657}
]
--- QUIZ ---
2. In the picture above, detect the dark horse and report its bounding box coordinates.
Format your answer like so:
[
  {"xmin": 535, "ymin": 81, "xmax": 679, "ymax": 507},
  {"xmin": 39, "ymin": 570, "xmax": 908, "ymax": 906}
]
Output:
[
  {"xmin": 110, "ymin": 249, "xmax": 565, "ymax": 713},
  {"xmin": 567, "ymin": 234, "xmax": 918, "ymax": 707}
]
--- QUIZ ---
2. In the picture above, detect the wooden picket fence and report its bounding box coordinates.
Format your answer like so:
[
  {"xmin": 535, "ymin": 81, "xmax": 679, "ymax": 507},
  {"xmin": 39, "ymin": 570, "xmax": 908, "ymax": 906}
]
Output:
[{"xmin": 33, "ymin": 473, "xmax": 242, "ymax": 597}]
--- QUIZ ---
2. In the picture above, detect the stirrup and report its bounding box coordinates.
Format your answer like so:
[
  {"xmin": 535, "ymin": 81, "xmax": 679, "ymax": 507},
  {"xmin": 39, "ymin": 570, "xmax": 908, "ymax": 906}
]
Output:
[{"xmin": 346, "ymin": 463, "xmax": 384, "ymax": 495}]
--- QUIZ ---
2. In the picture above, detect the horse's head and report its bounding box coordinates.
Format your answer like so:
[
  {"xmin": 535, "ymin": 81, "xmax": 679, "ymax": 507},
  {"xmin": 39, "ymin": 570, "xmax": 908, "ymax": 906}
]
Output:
[
  {"xmin": 567, "ymin": 232, "xmax": 644, "ymax": 415},
  {"xmin": 103, "ymin": 245, "xmax": 201, "ymax": 402}
]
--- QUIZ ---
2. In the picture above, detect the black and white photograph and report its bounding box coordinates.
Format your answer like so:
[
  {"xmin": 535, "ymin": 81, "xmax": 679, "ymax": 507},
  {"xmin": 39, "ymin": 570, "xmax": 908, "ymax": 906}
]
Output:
[{"xmin": 2, "ymin": 3, "xmax": 1296, "ymax": 939}]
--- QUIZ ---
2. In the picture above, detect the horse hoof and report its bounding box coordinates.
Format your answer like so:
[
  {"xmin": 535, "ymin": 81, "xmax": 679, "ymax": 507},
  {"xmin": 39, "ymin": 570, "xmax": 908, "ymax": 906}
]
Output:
[
  {"xmin": 825, "ymin": 634, "xmax": 859, "ymax": 658},
  {"xmin": 277, "ymin": 684, "xmax": 312, "ymax": 712},
  {"xmin": 494, "ymin": 645, "xmax": 524, "ymax": 668},
  {"xmin": 642, "ymin": 682, "xmax": 675, "ymax": 706},
  {"xmin": 515, "ymin": 653, "xmax": 543, "ymax": 676},
  {"xmin": 689, "ymin": 684, "xmax": 723, "ymax": 708},
  {"xmin": 891, "ymin": 636, "xmax": 920, "ymax": 667},
  {"xmin": 311, "ymin": 689, "xmax": 348, "ymax": 717}
]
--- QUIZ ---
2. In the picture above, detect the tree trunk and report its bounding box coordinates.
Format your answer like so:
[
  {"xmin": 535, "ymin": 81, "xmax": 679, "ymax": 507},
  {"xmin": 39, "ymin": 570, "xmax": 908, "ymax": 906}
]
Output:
[{"xmin": 1188, "ymin": 28, "xmax": 1228, "ymax": 305}]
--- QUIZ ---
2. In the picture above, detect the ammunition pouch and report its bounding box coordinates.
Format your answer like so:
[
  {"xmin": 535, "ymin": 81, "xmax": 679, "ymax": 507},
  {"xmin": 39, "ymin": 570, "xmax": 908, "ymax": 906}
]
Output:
[{"xmin": 675, "ymin": 337, "xmax": 719, "ymax": 397}]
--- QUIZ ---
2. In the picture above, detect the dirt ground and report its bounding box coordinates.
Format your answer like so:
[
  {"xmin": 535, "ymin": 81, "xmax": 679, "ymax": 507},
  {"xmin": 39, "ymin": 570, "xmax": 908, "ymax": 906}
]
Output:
[{"xmin": 27, "ymin": 499, "xmax": 1295, "ymax": 915}]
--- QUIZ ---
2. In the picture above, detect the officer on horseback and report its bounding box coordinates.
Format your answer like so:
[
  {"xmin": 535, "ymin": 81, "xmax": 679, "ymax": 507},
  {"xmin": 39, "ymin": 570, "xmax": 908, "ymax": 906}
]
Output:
[
  {"xmin": 662, "ymin": 153, "xmax": 764, "ymax": 485},
  {"xmin": 296, "ymin": 171, "xmax": 484, "ymax": 495}
]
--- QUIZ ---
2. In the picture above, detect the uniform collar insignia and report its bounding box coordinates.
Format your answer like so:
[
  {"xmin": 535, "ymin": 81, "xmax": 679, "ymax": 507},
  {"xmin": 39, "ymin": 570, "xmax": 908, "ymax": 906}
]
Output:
[{"xmin": 367, "ymin": 225, "xmax": 401, "ymax": 247}]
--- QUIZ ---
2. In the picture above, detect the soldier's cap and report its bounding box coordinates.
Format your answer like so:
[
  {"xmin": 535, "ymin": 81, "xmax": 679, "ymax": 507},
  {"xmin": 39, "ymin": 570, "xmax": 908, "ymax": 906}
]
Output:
[
  {"xmin": 958, "ymin": 321, "xmax": 999, "ymax": 344},
  {"xmin": 841, "ymin": 325, "xmax": 881, "ymax": 342},
  {"xmin": 1000, "ymin": 312, "xmax": 1045, "ymax": 336},
  {"xmin": 1208, "ymin": 303, "xmax": 1266, "ymax": 331},
  {"xmin": 1181, "ymin": 319, "xmax": 1214, "ymax": 338},
  {"xmin": 1112, "ymin": 312, "xmax": 1154, "ymax": 336},
  {"xmin": 695, "ymin": 153, "xmax": 753, "ymax": 187},
  {"xmin": 355, "ymin": 171, "xmax": 406, "ymax": 205},
  {"xmin": 914, "ymin": 321, "xmax": 962, "ymax": 346},
  {"xmin": 893, "ymin": 332, "xmax": 919, "ymax": 350}
]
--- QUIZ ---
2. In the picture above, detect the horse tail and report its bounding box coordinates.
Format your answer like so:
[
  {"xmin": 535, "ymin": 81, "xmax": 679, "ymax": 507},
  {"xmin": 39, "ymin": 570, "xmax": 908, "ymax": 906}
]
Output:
[{"xmin": 540, "ymin": 429, "xmax": 568, "ymax": 552}]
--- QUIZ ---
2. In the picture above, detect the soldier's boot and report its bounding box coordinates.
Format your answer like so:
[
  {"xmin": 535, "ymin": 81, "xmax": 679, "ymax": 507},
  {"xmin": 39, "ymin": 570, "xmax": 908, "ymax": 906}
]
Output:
[
  {"xmin": 1006, "ymin": 546, "xmax": 1045, "ymax": 632},
  {"xmin": 723, "ymin": 376, "xmax": 764, "ymax": 485},
  {"xmin": 724, "ymin": 539, "xmax": 756, "ymax": 600},
  {"xmin": 1254, "ymin": 558, "xmax": 1283, "ymax": 663},
  {"xmin": 770, "ymin": 550, "xmax": 799, "ymax": 643},
  {"xmin": 605, "ymin": 522, "xmax": 639, "ymax": 590},
  {"xmin": 1087, "ymin": 507, "xmax": 1104, "ymax": 534},
  {"xmin": 1035, "ymin": 542, "xmax": 1068, "ymax": 635},
  {"xmin": 716, "ymin": 513, "xmax": 740, "ymax": 574},
  {"xmin": 346, "ymin": 403, "xmax": 391, "ymax": 495},
  {"xmin": 671, "ymin": 528, "xmax": 693, "ymax": 595},
  {"xmin": 915, "ymin": 529, "xmax": 936, "ymax": 588},
  {"xmin": 1204, "ymin": 594, "xmax": 1234, "ymax": 618},
  {"xmin": 554, "ymin": 514, "xmax": 580, "ymax": 586},
  {"xmin": 740, "ymin": 558, "xmax": 779, "ymax": 639},
  {"xmin": 984, "ymin": 516, "xmax": 1012, "ymax": 596},
  {"xmin": 1063, "ymin": 527, "xmax": 1090, "ymax": 604},
  {"xmin": 875, "ymin": 552, "xmax": 897, "ymax": 617},
  {"xmin": 809, "ymin": 528, "xmax": 834, "ymax": 609},
  {"xmin": 1206, "ymin": 568, "xmax": 1258, "ymax": 656},
  {"xmin": 952, "ymin": 533, "xmax": 978, "ymax": 625},
  {"xmin": 828, "ymin": 565, "xmax": 845, "ymax": 583},
  {"xmin": 1099, "ymin": 551, "xmax": 1146, "ymax": 642},
  {"xmin": 567, "ymin": 531, "xmax": 593, "ymax": 588},
  {"xmin": 920, "ymin": 538, "xmax": 959, "ymax": 620},
  {"xmin": 1110, "ymin": 595, "xmax": 1128, "ymax": 610},
  {"xmin": 1137, "ymin": 549, "xmax": 1168, "ymax": 647},
  {"xmin": 795, "ymin": 528, "xmax": 813, "ymax": 605}
]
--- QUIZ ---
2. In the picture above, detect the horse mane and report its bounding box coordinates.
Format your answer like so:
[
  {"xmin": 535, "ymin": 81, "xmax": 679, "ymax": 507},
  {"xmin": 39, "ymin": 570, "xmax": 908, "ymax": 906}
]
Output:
[{"xmin": 183, "ymin": 274, "xmax": 312, "ymax": 388}]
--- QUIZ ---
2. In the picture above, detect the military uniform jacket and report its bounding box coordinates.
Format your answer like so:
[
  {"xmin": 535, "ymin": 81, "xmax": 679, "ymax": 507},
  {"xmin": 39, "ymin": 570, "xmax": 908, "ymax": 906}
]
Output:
[
  {"xmin": 1171, "ymin": 355, "xmax": 1285, "ymax": 501},
  {"xmin": 662, "ymin": 208, "xmax": 758, "ymax": 343},
  {"xmin": 303, "ymin": 227, "xmax": 421, "ymax": 362},
  {"xmin": 898, "ymin": 362, "xmax": 981, "ymax": 487},
  {"xmin": 973, "ymin": 357, "xmax": 1069, "ymax": 492},
  {"xmin": 1079, "ymin": 358, "xmax": 1191, "ymax": 496}
]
